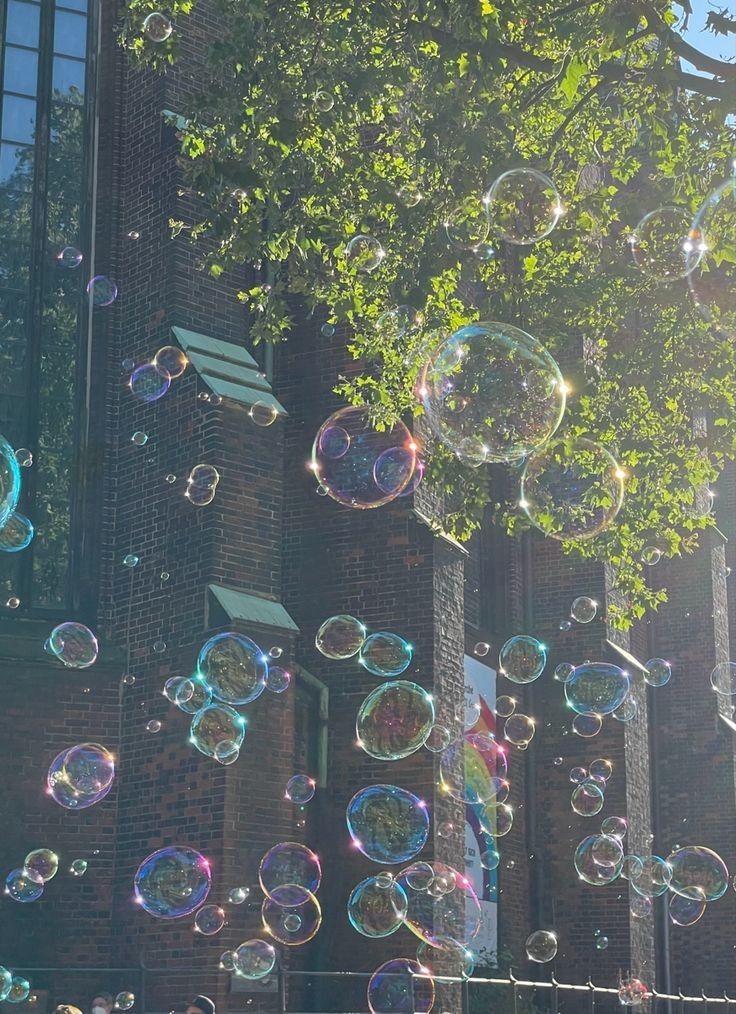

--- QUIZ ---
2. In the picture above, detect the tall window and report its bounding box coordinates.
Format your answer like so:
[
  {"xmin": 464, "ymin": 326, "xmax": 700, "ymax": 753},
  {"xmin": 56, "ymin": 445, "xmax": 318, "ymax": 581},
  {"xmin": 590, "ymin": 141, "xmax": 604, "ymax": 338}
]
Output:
[{"xmin": 0, "ymin": 0, "xmax": 93, "ymax": 611}]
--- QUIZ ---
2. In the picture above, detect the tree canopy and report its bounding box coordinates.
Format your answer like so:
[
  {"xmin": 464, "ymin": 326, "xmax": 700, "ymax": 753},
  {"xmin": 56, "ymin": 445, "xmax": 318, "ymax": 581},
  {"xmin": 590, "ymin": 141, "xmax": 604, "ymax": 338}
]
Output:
[{"xmin": 122, "ymin": 0, "xmax": 736, "ymax": 626}]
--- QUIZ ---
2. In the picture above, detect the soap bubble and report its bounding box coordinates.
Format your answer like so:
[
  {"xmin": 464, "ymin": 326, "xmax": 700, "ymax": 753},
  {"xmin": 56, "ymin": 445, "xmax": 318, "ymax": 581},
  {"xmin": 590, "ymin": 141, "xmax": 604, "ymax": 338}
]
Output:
[
  {"xmin": 629, "ymin": 206, "xmax": 704, "ymax": 281},
  {"xmin": 596, "ymin": 935, "xmax": 609, "ymax": 950},
  {"xmin": 262, "ymin": 891, "xmax": 322, "ymax": 945},
  {"xmin": 439, "ymin": 732, "xmax": 508, "ymax": 805},
  {"xmin": 233, "ymin": 939, "xmax": 276, "ymax": 979},
  {"xmin": 285, "ymin": 774, "xmax": 316, "ymax": 803},
  {"xmin": 197, "ymin": 631, "xmax": 267, "ymax": 705},
  {"xmin": 0, "ymin": 433, "xmax": 21, "ymax": 529},
  {"xmin": 525, "ymin": 929, "xmax": 558, "ymax": 963},
  {"xmin": 48, "ymin": 742, "xmax": 115, "ymax": 809},
  {"xmin": 480, "ymin": 847, "xmax": 500, "ymax": 870},
  {"xmin": 143, "ymin": 11, "xmax": 172, "ymax": 41},
  {"xmin": 495, "ymin": 695, "xmax": 516, "ymax": 718},
  {"xmin": 503, "ymin": 713, "xmax": 535, "ymax": 748},
  {"xmin": 228, "ymin": 886, "xmax": 249, "ymax": 904},
  {"xmin": 359, "ymin": 632, "xmax": 413, "ymax": 677},
  {"xmin": 572, "ymin": 712, "xmax": 603, "ymax": 737},
  {"xmin": 57, "ymin": 246, "xmax": 83, "ymax": 268},
  {"xmin": 265, "ymin": 665, "xmax": 291, "ymax": 693},
  {"xmin": 7, "ymin": 978, "xmax": 30, "ymax": 1004},
  {"xmin": 190, "ymin": 704, "xmax": 246, "ymax": 759},
  {"xmin": 163, "ymin": 676, "xmax": 192, "ymax": 703},
  {"xmin": 630, "ymin": 893, "xmax": 652, "ymax": 919},
  {"xmin": 612, "ymin": 696, "xmax": 638, "ymax": 723},
  {"xmin": 571, "ymin": 782, "xmax": 604, "ymax": 816},
  {"xmin": 554, "ymin": 662, "xmax": 575, "ymax": 683},
  {"xmin": 367, "ymin": 958, "xmax": 435, "ymax": 1014},
  {"xmin": 214, "ymin": 741, "xmax": 239, "ymax": 766},
  {"xmin": 396, "ymin": 184, "xmax": 423, "ymax": 207},
  {"xmin": 618, "ymin": 978, "xmax": 649, "ymax": 1007},
  {"xmin": 312, "ymin": 407, "xmax": 416, "ymax": 508},
  {"xmin": 666, "ymin": 846, "xmax": 728, "ymax": 901},
  {"xmin": 46, "ymin": 621, "xmax": 98, "ymax": 668},
  {"xmin": 601, "ymin": 816, "xmax": 627, "ymax": 839},
  {"xmin": 5, "ymin": 867, "xmax": 44, "ymax": 902},
  {"xmin": 710, "ymin": 661, "xmax": 736, "ymax": 696},
  {"xmin": 175, "ymin": 677, "xmax": 212, "ymax": 714},
  {"xmin": 424, "ymin": 723, "xmax": 452, "ymax": 752},
  {"xmin": 474, "ymin": 642, "xmax": 490, "ymax": 657},
  {"xmin": 15, "ymin": 447, "xmax": 32, "ymax": 466},
  {"xmin": 348, "ymin": 875, "xmax": 408, "ymax": 937},
  {"xmin": 114, "ymin": 993, "xmax": 135, "ymax": 1011},
  {"xmin": 444, "ymin": 194, "xmax": 490, "ymax": 250},
  {"xmin": 688, "ymin": 176, "xmax": 736, "ymax": 339},
  {"xmin": 559, "ymin": 619, "xmax": 572, "ymax": 631},
  {"xmin": 185, "ymin": 463, "xmax": 220, "ymax": 505},
  {"xmin": 419, "ymin": 322, "xmax": 565, "ymax": 466},
  {"xmin": 484, "ymin": 168, "xmax": 563, "ymax": 245},
  {"xmin": 122, "ymin": 554, "xmax": 139, "ymax": 568},
  {"xmin": 346, "ymin": 234, "xmax": 385, "ymax": 272},
  {"xmin": 69, "ymin": 858, "xmax": 88, "ymax": 876},
  {"xmin": 499, "ymin": 635, "xmax": 546, "ymax": 684},
  {"xmin": 357, "ymin": 681, "xmax": 435, "ymax": 760},
  {"xmin": 396, "ymin": 860, "xmax": 481, "ymax": 946},
  {"xmin": 565, "ymin": 663, "xmax": 630, "ymax": 716},
  {"xmin": 630, "ymin": 855, "xmax": 672, "ymax": 898},
  {"xmin": 6, "ymin": 596, "xmax": 19, "ymax": 608},
  {"xmin": 464, "ymin": 698, "xmax": 481, "ymax": 730},
  {"xmin": 574, "ymin": 834, "xmax": 623, "ymax": 885},
  {"xmin": 194, "ymin": 904, "xmax": 226, "ymax": 935},
  {"xmin": 134, "ymin": 846, "xmax": 211, "ymax": 918},
  {"xmin": 259, "ymin": 842, "xmax": 321, "ymax": 906},
  {"xmin": 315, "ymin": 614, "xmax": 366, "ymax": 659},
  {"xmin": 376, "ymin": 305, "xmax": 423, "ymax": 340},
  {"xmin": 24, "ymin": 849, "xmax": 59, "ymax": 882},
  {"xmin": 641, "ymin": 546, "xmax": 661, "ymax": 566},
  {"xmin": 250, "ymin": 402, "xmax": 279, "ymax": 427},
  {"xmin": 87, "ymin": 275, "xmax": 117, "ymax": 306},
  {"xmin": 153, "ymin": 345, "xmax": 188, "ymax": 378},
  {"xmin": 0, "ymin": 510, "xmax": 34, "ymax": 552},
  {"xmin": 571, "ymin": 596, "xmax": 597, "ymax": 624},
  {"xmin": 644, "ymin": 658, "xmax": 671, "ymax": 687},
  {"xmin": 146, "ymin": 720, "xmax": 161, "ymax": 734},
  {"xmin": 622, "ymin": 855, "xmax": 643, "ymax": 881},
  {"xmin": 415, "ymin": 937, "xmax": 476, "ymax": 981},
  {"xmin": 669, "ymin": 890, "xmax": 707, "ymax": 926},
  {"xmin": 589, "ymin": 758, "xmax": 613, "ymax": 781},
  {"xmin": 521, "ymin": 437, "xmax": 625, "ymax": 540},
  {"xmin": 129, "ymin": 364, "xmax": 170, "ymax": 402},
  {"xmin": 682, "ymin": 482, "xmax": 714, "ymax": 520},
  {"xmin": 320, "ymin": 323, "xmax": 335, "ymax": 338},
  {"xmin": 346, "ymin": 784, "xmax": 429, "ymax": 864}
]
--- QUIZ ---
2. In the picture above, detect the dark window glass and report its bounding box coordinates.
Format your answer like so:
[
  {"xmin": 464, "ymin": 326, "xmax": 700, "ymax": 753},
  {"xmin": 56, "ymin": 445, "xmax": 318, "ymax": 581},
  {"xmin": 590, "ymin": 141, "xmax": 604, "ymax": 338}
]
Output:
[
  {"xmin": 51, "ymin": 56, "xmax": 84, "ymax": 100},
  {"xmin": 3, "ymin": 47, "xmax": 39, "ymax": 97},
  {"xmin": 0, "ymin": 142, "xmax": 34, "ymax": 187},
  {"xmin": 1, "ymin": 94, "xmax": 36, "ymax": 144},
  {"xmin": 53, "ymin": 10, "xmax": 87, "ymax": 58},
  {"xmin": 5, "ymin": 2, "xmax": 41, "ymax": 47}
]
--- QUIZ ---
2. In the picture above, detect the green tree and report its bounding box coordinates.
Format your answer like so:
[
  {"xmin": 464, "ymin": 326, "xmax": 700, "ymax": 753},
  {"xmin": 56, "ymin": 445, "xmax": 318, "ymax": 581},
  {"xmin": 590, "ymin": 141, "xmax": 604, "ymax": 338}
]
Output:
[{"xmin": 122, "ymin": 0, "xmax": 736, "ymax": 625}]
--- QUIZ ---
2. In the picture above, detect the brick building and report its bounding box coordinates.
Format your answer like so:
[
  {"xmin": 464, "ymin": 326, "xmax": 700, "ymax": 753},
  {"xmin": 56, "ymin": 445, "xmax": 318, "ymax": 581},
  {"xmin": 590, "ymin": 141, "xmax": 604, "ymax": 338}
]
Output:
[{"xmin": 0, "ymin": 0, "xmax": 735, "ymax": 1011}]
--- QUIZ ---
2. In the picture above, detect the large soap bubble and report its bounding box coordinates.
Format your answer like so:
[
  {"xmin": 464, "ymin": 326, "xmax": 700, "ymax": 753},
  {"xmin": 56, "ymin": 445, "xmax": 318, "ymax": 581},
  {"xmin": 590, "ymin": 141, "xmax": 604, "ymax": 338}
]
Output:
[
  {"xmin": 47, "ymin": 743, "xmax": 115, "ymax": 809},
  {"xmin": 666, "ymin": 846, "xmax": 728, "ymax": 901},
  {"xmin": 5, "ymin": 867, "xmax": 44, "ymax": 903},
  {"xmin": 521, "ymin": 437, "xmax": 625, "ymax": 540},
  {"xmin": 262, "ymin": 891, "xmax": 322, "ymax": 945},
  {"xmin": 669, "ymin": 890, "xmax": 707, "ymax": 927},
  {"xmin": 630, "ymin": 855, "xmax": 671, "ymax": 898},
  {"xmin": 444, "ymin": 194, "xmax": 490, "ymax": 251},
  {"xmin": 419, "ymin": 323, "xmax": 565, "ymax": 466},
  {"xmin": 259, "ymin": 842, "xmax": 321, "ymax": 906},
  {"xmin": 197, "ymin": 632, "xmax": 267, "ymax": 705},
  {"xmin": 439, "ymin": 732, "xmax": 508, "ymax": 805},
  {"xmin": 312, "ymin": 407, "xmax": 416, "ymax": 508},
  {"xmin": 574, "ymin": 834, "xmax": 623, "ymax": 885},
  {"xmin": 688, "ymin": 177, "xmax": 736, "ymax": 339},
  {"xmin": 46, "ymin": 622, "xmax": 99, "ymax": 668},
  {"xmin": 0, "ymin": 433, "xmax": 20, "ymax": 530},
  {"xmin": 499, "ymin": 635, "xmax": 546, "ymax": 684},
  {"xmin": 0, "ymin": 511, "xmax": 34, "ymax": 552},
  {"xmin": 346, "ymin": 784, "xmax": 429, "ymax": 864},
  {"xmin": 484, "ymin": 168, "xmax": 564, "ymax": 245},
  {"xmin": 359, "ymin": 632, "xmax": 413, "ymax": 677},
  {"xmin": 348, "ymin": 875, "xmax": 408, "ymax": 937},
  {"xmin": 356, "ymin": 681, "xmax": 435, "ymax": 761},
  {"xmin": 315, "ymin": 614, "xmax": 366, "ymax": 659},
  {"xmin": 134, "ymin": 846, "xmax": 211, "ymax": 918},
  {"xmin": 24, "ymin": 848, "xmax": 59, "ymax": 882},
  {"xmin": 629, "ymin": 206, "xmax": 704, "ymax": 282},
  {"xmin": 710, "ymin": 661, "xmax": 736, "ymax": 696},
  {"xmin": 565, "ymin": 663, "xmax": 630, "ymax": 716},
  {"xmin": 367, "ymin": 958, "xmax": 435, "ymax": 1014},
  {"xmin": 190, "ymin": 704, "xmax": 246, "ymax": 759},
  {"xmin": 396, "ymin": 860, "xmax": 481, "ymax": 947}
]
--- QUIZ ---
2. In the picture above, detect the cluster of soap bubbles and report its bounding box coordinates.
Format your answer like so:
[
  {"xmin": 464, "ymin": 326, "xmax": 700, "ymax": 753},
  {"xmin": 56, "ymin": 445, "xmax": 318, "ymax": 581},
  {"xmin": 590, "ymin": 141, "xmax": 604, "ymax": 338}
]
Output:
[
  {"xmin": 569, "ymin": 760, "xmax": 613, "ymax": 817},
  {"xmin": 185, "ymin": 463, "xmax": 220, "ymax": 506},
  {"xmin": 127, "ymin": 345, "xmax": 188, "ymax": 404},
  {"xmin": 3, "ymin": 848, "xmax": 87, "ymax": 905},
  {"xmin": 0, "ymin": 967, "xmax": 32, "ymax": 1005},
  {"xmin": 259, "ymin": 841, "xmax": 323, "ymax": 945},
  {"xmin": 47, "ymin": 742, "xmax": 115, "ymax": 810},
  {"xmin": 0, "ymin": 433, "xmax": 34, "ymax": 565},
  {"xmin": 315, "ymin": 613, "xmax": 413, "ymax": 676}
]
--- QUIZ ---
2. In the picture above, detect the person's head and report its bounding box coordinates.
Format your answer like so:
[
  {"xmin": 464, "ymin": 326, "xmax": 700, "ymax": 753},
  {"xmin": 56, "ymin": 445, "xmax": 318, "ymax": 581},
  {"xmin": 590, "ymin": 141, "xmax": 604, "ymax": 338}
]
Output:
[
  {"xmin": 186, "ymin": 996, "xmax": 215, "ymax": 1014},
  {"xmin": 91, "ymin": 995, "xmax": 113, "ymax": 1014}
]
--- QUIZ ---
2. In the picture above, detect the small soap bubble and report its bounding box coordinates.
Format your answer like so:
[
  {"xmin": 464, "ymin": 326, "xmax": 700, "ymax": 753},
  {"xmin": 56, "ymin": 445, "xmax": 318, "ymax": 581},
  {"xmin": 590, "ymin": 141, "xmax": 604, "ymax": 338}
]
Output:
[
  {"xmin": 228, "ymin": 885, "xmax": 250, "ymax": 905},
  {"xmin": 495, "ymin": 695, "xmax": 516, "ymax": 718},
  {"xmin": 396, "ymin": 184, "xmax": 423, "ymax": 207},
  {"xmin": 554, "ymin": 662, "xmax": 575, "ymax": 683},
  {"xmin": 285, "ymin": 774, "xmax": 316, "ymax": 804},
  {"xmin": 6, "ymin": 597, "xmax": 20, "ymax": 609},
  {"xmin": 153, "ymin": 640, "xmax": 166, "ymax": 653},
  {"xmin": 313, "ymin": 90, "xmax": 334, "ymax": 112},
  {"xmin": 143, "ymin": 11, "xmax": 172, "ymax": 41},
  {"xmin": 424, "ymin": 723, "xmax": 451, "ymax": 752},
  {"xmin": 250, "ymin": 401, "xmax": 278, "ymax": 427},
  {"xmin": 269, "ymin": 645, "xmax": 283, "ymax": 659},
  {"xmin": 69, "ymin": 859, "xmax": 88, "ymax": 877},
  {"xmin": 209, "ymin": 394, "xmax": 223, "ymax": 406},
  {"xmin": 345, "ymin": 234, "xmax": 385, "ymax": 272},
  {"xmin": 571, "ymin": 596, "xmax": 597, "ymax": 624},
  {"xmin": 165, "ymin": 474, "xmax": 176, "ymax": 484},
  {"xmin": 320, "ymin": 323, "xmax": 336, "ymax": 338},
  {"xmin": 131, "ymin": 432, "xmax": 148, "ymax": 446},
  {"xmin": 525, "ymin": 929, "xmax": 558, "ymax": 963},
  {"xmin": 437, "ymin": 821, "xmax": 455, "ymax": 838},
  {"xmin": 129, "ymin": 363, "xmax": 170, "ymax": 402},
  {"xmin": 146, "ymin": 720, "xmax": 162, "ymax": 734},
  {"xmin": 122, "ymin": 674, "xmax": 136, "ymax": 686},
  {"xmin": 198, "ymin": 392, "xmax": 210, "ymax": 402},
  {"xmin": 114, "ymin": 993, "xmax": 135, "ymax": 1011},
  {"xmin": 194, "ymin": 904, "xmax": 226, "ymax": 935},
  {"xmin": 128, "ymin": 231, "xmax": 140, "ymax": 241},
  {"xmin": 265, "ymin": 666, "xmax": 292, "ymax": 693},
  {"xmin": 596, "ymin": 935, "xmax": 609, "ymax": 950},
  {"xmin": 14, "ymin": 448, "xmax": 32, "ymax": 467},
  {"xmin": 57, "ymin": 246, "xmax": 83, "ymax": 268},
  {"xmin": 122, "ymin": 357, "xmax": 135, "ymax": 371},
  {"xmin": 87, "ymin": 275, "xmax": 118, "ymax": 307},
  {"xmin": 559, "ymin": 619, "xmax": 572, "ymax": 631},
  {"xmin": 474, "ymin": 642, "xmax": 490, "ymax": 657},
  {"xmin": 153, "ymin": 346, "xmax": 188, "ymax": 379},
  {"xmin": 160, "ymin": 571, "xmax": 170, "ymax": 581},
  {"xmin": 644, "ymin": 658, "xmax": 671, "ymax": 687},
  {"xmin": 5, "ymin": 867, "xmax": 44, "ymax": 902},
  {"xmin": 123, "ymin": 554, "xmax": 139, "ymax": 568},
  {"xmin": 641, "ymin": 546, "xmax": 662, "ymax": 566}
]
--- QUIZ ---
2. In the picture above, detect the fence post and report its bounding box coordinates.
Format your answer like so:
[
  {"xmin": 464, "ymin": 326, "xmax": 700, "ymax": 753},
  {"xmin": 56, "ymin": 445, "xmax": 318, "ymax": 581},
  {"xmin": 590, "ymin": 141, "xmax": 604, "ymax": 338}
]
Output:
[
  {"xmin": 551, "ymin": 972, "xmax": 559, "ymax": 1014},
  {"xmin": 588, "ymin": 977, "xmax": 595, "ymax": 1014},
  {"xmin": 278, "ymin": 965, "xmax": 286, "ymax": 1014}
]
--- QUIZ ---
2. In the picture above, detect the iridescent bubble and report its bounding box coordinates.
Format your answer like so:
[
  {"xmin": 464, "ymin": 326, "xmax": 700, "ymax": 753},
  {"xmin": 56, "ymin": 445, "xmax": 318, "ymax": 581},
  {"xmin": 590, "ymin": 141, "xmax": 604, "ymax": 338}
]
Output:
[
  {"xmin": 122, "ymin": 554, "xmax": 139, "ymax": 568},
  {"xmin": 375, "ymin": 871, "xmax": 395, "ymax": 889},
  {"xmin": 87, "ymin": 275, "xmax": 117, "ymax": 306},
  {"xmin": 320, "ymin": 322, "xmax": 336, "ymax": 338},
  {"xmin": 163, "ymin": 676, "xmax": 192, "ymax": 703},
  {"xmin": 134, "ymin": 846, "xmax": 211, "ymax": 919},
  {"xmin": 622, "ymin": 855, "xmax": 643, "ymax": 881},
  {"xmin": 114, "ymin": 993, "xmax": 135, "ymax": 1011},
  {"xmin": 480, "ymin": 847, "xmax": 500, "ymax": 871},
  {"xmin": 669, "ymin": 890, "xmax": 707, "ymax": 926},
  {"xmin": 175, "ymin": 676, "xmax": 212, "ymax": 714},
  {"xmin": 618, "ymin": 979, "xmax": 648, "ymax": 1007},
  {"xmin": 190, "ymin": 704, "xmax": 246, "ymax": 759},
  {"xmin": 404, "ymin": 862, "xmax": 434, "ymax": 891},
  {"xmin": 57, "ymin": 246, "xmax": 83, "ymax": 268},
  {"xmin": 285, "ymin": 774, "xmax": 316, "ymax": 804},
  {"xmin": 0, "ymin": 510, "xmax": 34, "ymax": 552},
  {"xmin": 495, "ymin": 695, "xmax": 517, "ymax": 718},
  {"xmin": 69, "ymin": 858, "xmax": 88, "ymax": 876},
  {"xmin": 233, "ymin": 939, "xmax": 276, "ymax": 979},
  {"xmin": 572, "ymin": 712, "xmax": 603, "ymax": 737},
  {"xmin": 641, "ymin": 546, "xmax": 661, "ymax": 566},
  {"xmin": 7, "ymin": 978, "xmax": 30, "ymax": 1004},
  {"xmin": 565, "ymin": 663, "xmax": 630, "ymax": 716},
  {"xmin": 630, "ymin": 893, "xmax": 652, "ymax": 919},
  {"xmin": 346, "ymin": 784, "xmax": 429, "ymax": 864},
  {"xmin": 265, "ymin": 665, "xmax": 291, "ymax": 693},
  {"xmin": 129, "ymin": 363, "xmax": 170, "ymax": 402},
  {"xmin": 612, "ymin": 696, "xmax": 638, "ymax": 723},
  {"xmin": 213, "ymin": 740, "xmax": 239, "ymax": 765},
  {"xmin": 644, "ymin": 658, "xmax": 671, "ymax": 688},
  {"xmin": 521, "ymin": 437, "xmax": 625, "ymax": 540},
  {"xmin": 259, "ymin": 842, "xmax": 321, "ymax": 906},
  {"xmin": 47, "ymin": 742, "xmax": 115, "ymax": 809},
  {"xmin": 197, "ymin": 631, "xmax": 267, "ymax": 705},
  {"xmin": 143, "ymin": 11, "xmax": 172, "ymax": 41},
  {"xmin": 688, "ymin": 176, "xmax": 736, "ymax": 340},
  {"xmin": 439, "ymin": 733, "xmax": 508, "ymax": 805},
  {"xmin": 629, "ymin": 206, "xmax": 704, "ymax": 281},
  {"xmin": 346, "ymin": 234, "xmax": 385, "ymax": 273},
  {"xmin": 0, "ymin": 433, "xmax": 21, "ymax": 529},
  {"xmin": 316, "ymin": 614, "xmax": 367, "ymax": 659},
  {"xmin": 416, "ymin": 937, "xmax": 475, "ymax": 982},
  {"xmin": 503, "ymin": 713, "xmax": 535, "ymax": 748},
  {"xmin": 710, "ymin": 662, "xmax": 736, "ymax": 696},
  {"xmin": 249, "ymin": 401, "xmax": 279, "ymax": 427},
  {"xmin": 667, "ymin": 846, "xmax": 728, "ymax": 901},
  {"xmin": 630, "ymin": 855, "xmax": 672, "ymax": 898},
  {"xmin": 312, "ymin": 407, "xmax": 416, "ymax": 509},
  {"xmin": 525, "ymin": 929, "xmax": 558, "ymax": 963},
  {"xmin": 444, "ymin": 194, "xmax": 490, "ymax": 251},
  {"xmin": 194, "ymin": 904, "xmax": 226, "ymax": 935},
  {"xmin": 24, "ymin": 848, "xmax": 59, "ymax": 882},
  {"xmin": 424, "ymin": 723, "xmax": 452, "ymax": 752},
  {"xmin": 484, "ymin": 168, "xmax": 563, "ymax": 245},
  {"xmin": 397, "ymin": 860, "xmax": 481, "ymax": 946},
  {"xmin": 185, "ymin": 463, "xmax": 220, "ymax": 506},
  {"xmin": 146, "ymin": 720, "xmax": 161, "ymax": 734},
  {"xmin": 46, "ymin": 621, "xmax": 98, "ymax": 668},
  {"xmin": 348, "ymin": 875, "xmax": 408, "ymax": 937},
  {"xmin": 219, "ymin": 950, "xmax": 236, "ymax": 971},
  {"xmin": 601, "ymin": 816, "xmax": 627, "ymax": 840},
  {"xmin": 589, "ymin": 758, "xmax": 613, "ymax": 781},
  {"xmin": 571, "ymin": 782, "xmax": 604, "ymax": 817},
  {"xmin": 228, "ymin": 886, "xmax": 249, "ymax": 904},
  {"xmin": 5, "ymin": 867, "xmax": 44, "ymax": 902},
  {"xmin": 357, "ymin": 681, "xmax": 435, "ymax": 761},
  {"xmin": 262, "ymin": 891, "xmax": 322, "ymax": 945},
  {"xmin": 367, "ymin": 958, "xmax": 434, "ymax": 1014},
  {"xmin": 571, "ymin": 596, "xmax": 597, "ymax": 624},
  {"xmin": 569, "ymin": 767, "xmax": 587, "ymax": 784},
  {"xmin": 359, "ymin": 632, "xmax": 413, "ymax": 677},
  {"xmin": 153, "ymin": 345, "xmax": 188, "ymax": 379},
  {"xmin": 554, "ymin": 662, "xmax": 575, "ymax": 683},
  {"xmin": 574, "ymin": 834, "xmax": 623, "ymax": 885},
  {"xmin": 419, "ymin": 323, "xmax": 565, "ymax": 466},
  {"xmin": 499, "ymin": 635, "xmax": 546, "ymax": 685}
]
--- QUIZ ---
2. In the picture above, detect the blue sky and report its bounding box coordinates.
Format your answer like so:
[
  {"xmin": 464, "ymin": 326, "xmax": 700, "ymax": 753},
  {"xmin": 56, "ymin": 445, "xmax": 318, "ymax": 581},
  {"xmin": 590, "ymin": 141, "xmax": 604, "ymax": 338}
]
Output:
[{"xmin": 680, "ymin": 0, "xmax": 735, "ymax": 68}]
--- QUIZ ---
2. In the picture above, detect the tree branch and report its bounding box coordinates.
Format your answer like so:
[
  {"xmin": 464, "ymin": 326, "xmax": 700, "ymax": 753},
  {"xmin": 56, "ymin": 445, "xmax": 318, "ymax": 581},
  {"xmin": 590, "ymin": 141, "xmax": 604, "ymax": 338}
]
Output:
[{"xmin": 639, "ymin": 1, "xmax": 736, "ymax": 78}]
